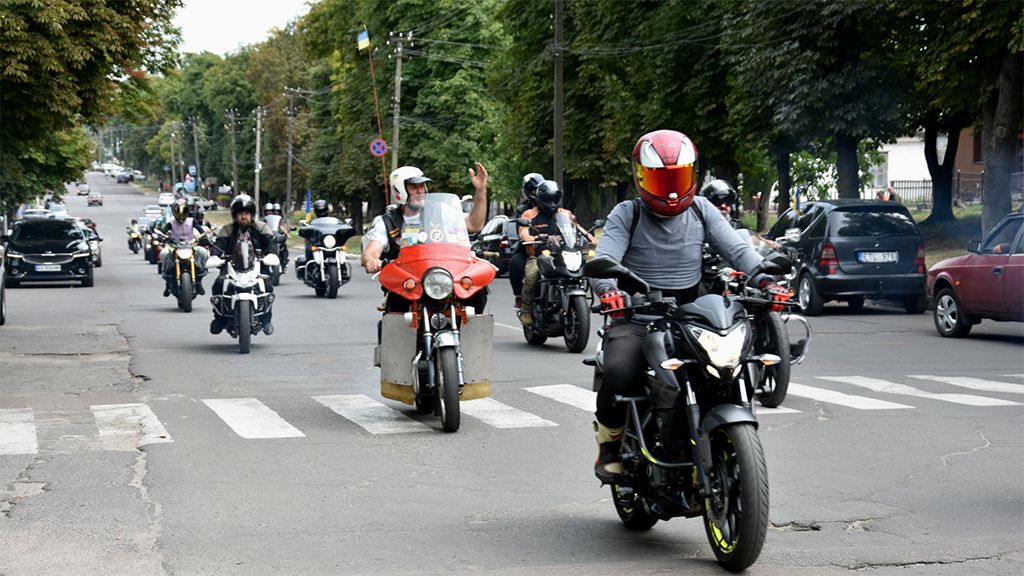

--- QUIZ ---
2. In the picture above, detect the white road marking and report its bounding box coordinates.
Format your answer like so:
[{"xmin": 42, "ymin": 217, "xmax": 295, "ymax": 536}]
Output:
[
  {"xmin": 494, "ymin": 321, "xmax": 522, "ymax": 331},
  {"xmin": 0, "ymin": 409, "xmax": 38, "ymax": 455},
  {"xmin": 202, "ymin": 398, "xmax": 305, "ymax": 439},
  {"xmin": 820, "ymin": 376, "xmax": 1019, "ymax": 407},
  {"xmin": 91, "ymin": 403, "xmax": 173, "ymax": 450},
  {"xmin": 525, "ymin": 384, "xmax": 596, "ymax": 412},
  {"xmin": 755, "ymin": 406, "xmax": 801, "ymax": 414},
  {"xmin": 908, "ymin": 375, "xmax": 1024, "ymax": 395},
  {"xmin": 1003, "ymin": 374, "xmax": 1024, "ymax": 379},
  {"xmin": 787, "ymin": 383, "xmax": 913, "ymax": 410},
  {"xmin": 460, "ymin": 398, "xmax": 558, "ymax": 429},
  {"xmin": 313, "ymin": 394, "xmax": 430, "ymax": 435}
]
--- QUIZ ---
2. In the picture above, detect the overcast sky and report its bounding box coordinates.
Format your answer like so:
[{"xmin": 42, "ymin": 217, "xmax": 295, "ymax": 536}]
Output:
[{"xmin": 173, "ymin": 0, "xmax": 312, "ymax": 56}]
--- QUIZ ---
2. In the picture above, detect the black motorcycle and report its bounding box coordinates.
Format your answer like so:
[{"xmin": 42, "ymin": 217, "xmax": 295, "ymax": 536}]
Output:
[
  {"xmin": 207, "ymin": 235, "xmax": 277, "ymax": 354},
  {"xmin": 517, "ymin": 214, "xmax": 602, "ymax": 353},
  {"xmin": 267, "ymin": 232, "xmax": 289, "ymax": 286},
  {"xmin": 584, "ymin": 252, "xmax": 793, "ymax": 573},
  {"xmin": 296, "ymin": 219, "xmax": 355, "ymax": 299}
]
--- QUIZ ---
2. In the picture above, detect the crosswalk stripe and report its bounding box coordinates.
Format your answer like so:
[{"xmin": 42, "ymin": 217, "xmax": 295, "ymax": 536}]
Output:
[
  {"xmin": 819, "ymin": 376, "xmax": 1020, "ymax": 407},
  {"xmin": 1004, "ymin": 374, "xmax": 1024, "ymax": 379},
  {"xmin": 460, "ymin": 398, "xmax": 558, "ymax": 429},
  {"xmin": 908, "ymin": 375, "xmax": 1024, "ymax": 395},
  {"xmin": 313, "ymin": 394, "xmax": 430, "ymax": 434},
  {"xmin": 91, "ymin": 403, "xmax": 173, "ymax": 450},
  {"xmin": 0, "ymin": 409, "xmax": 38, "ymax": 455},
  {"xmin": 202, "ymin": 398, "xmax": 305, "ymax": 439},
  {"xmin": 787, "ymin": 383, "xmax": 913, "ymax": 410},
  {"xmin": 756, "ymin": 406, "xmax": 801, "ymax": 414},
  {"xmin": 525, "ymin": 384, "xmax": 596, "ymax": 412}
]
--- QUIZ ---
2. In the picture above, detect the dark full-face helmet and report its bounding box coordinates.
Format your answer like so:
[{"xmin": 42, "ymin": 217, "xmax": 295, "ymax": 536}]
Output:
[
  {"xmin": 535, "ymin": 180, "xmax": 562, "ymax": 214},
  {"xmin": 312, "ymin": 199, "xmax": 330, "ymax": 218}
]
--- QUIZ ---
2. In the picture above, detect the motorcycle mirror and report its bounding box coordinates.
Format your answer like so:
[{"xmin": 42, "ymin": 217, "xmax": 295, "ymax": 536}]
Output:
[
  {"xmin": 207, "ymin": 255, "xmax": 225, "ymax": 269},
  {"xmin": 262, "ymin": 253, "xmax": 281, "ymax": 268},
  {"xmin": 591, "ymin": 218, "xmax": 606, "ymax": 229},
  {"xmin": 583, "ymin": 255, "xmax": 649, "ymax": 294},
  {"xmin": 515, "ymin": 216, "xmax": 530, "ymax": 227},
  {"xmin": 780, "ymin": 227, "xmax": 801, "ymax": 243}
]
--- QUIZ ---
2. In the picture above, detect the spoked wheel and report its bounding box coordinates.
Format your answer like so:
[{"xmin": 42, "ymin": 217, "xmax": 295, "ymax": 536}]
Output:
[
  {"xmin": 563, "ymin": 295, "xmax": 590, "ymax": 353},
  {"xmin": 611, "ymin": 485, "xmax": 659, "ymax": 531},
  {"xmin": 703, "ymin": 423, "xmax": 769, "ymax": 573},
  {"xmin": 326, "ymin": 262, "xmax": 339, "ymax": 299},
  {"xmin": 754, "ymin": 312, "xmax": 790, "ymax": 408},
  {"xmin": 236, "ymin": 300, "xmax": 252, "ymax": 354},
  {"xmin": 179, "ymin": 272, "xmax": 193, "ymax": 313},
  {"xmin": 436, "ymin": 347, "xmax": 461, "ymax": 432}
]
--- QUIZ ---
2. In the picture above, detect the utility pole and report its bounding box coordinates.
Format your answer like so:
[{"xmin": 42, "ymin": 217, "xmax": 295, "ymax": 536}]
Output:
[
  {"xmin": 389, "ymin": 31, "xmax": 410, "ymax": 171},
  {"xmin": 191, "ymin": 118, "xmax": 203, "ymax": 197},
  {"xmin": 169, "ymin": 131, "xmax": 176, "ymax": 191},
  {"xmin": 285, "ymin": 89, "xmax": 295, "ymax": 214},
  {"xmin": 226, "ymin": 109, "xmax": 239, "ymax": 192},
  {"xmin": 254, "ymin": 106, "xmax": 263, "ymax": 209},
  {"xmin": 553, "ymin": 0, "xmax": 564, "ymax": 188}
]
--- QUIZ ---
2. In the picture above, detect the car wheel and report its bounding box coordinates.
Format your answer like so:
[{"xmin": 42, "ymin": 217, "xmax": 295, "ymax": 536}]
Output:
[
  {"xmin": 903, "ymin": 294, "xmax": 928, "ymax": 314},
  {"xmin": 797, "ymin": 273, "xmax": 823, "ymax": 316},
  {"xmin": 933, "ymin": 288, "xmax": 972, "ymax": 337},
  {"xmin": 81, "ymin": 270, "xmax": 94, "ymax": 288}
]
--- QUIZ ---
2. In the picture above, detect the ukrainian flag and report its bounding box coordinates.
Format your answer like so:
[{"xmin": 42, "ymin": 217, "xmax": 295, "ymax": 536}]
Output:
[{"xmin": 357, "ymin": 30, "xmax": 370, "ymax": 51}]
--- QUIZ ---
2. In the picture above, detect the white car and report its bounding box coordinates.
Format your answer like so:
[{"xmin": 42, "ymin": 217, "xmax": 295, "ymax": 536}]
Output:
[
  {"xmin": 157, "ymin": 192, "xmax": 175, "ymax": 206},
  {"xmin": 47, "ymin": 203, "xmax": 68, "ymax": 219},
  {"xmin": 22, "ymin": 209, "xmax": 53, "ymax": 219},
  {"xmin": 132, "ymin": 170, "xmax": 147, "ymax": 181},
  {"xmin": 144, "ymin": 205, "xmax": 164, "ymax": 221}
]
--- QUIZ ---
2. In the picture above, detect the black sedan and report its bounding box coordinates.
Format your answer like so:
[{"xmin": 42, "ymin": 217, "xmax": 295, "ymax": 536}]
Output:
[
  {"xmin": 2, "ymin": 219, "xmax": 94, "ymax": 287},
  {"xmin": 472, "ymin": 215, "xmax": 518, "ymax": 276}
]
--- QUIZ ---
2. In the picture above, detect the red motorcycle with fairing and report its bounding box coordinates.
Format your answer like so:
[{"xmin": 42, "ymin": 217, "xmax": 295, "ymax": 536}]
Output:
[{"xmin": 375, "ymin": 193, "xmax": 496, "ymax": 432}]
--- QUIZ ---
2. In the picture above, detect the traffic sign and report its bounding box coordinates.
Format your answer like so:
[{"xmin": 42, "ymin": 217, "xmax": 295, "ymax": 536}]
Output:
[
  {"xmin": 370, "ymin": 138, "xmax": 388, "ymax": 157},
  {"xmin": 188, "ymin": 165, "xmax": 197, "ymax": 176}
]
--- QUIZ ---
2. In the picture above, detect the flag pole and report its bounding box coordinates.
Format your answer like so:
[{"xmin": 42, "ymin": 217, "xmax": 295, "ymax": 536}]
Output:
[{"xmin": 362, "ymin": 28, "xmax": 390, "ymax": 210}]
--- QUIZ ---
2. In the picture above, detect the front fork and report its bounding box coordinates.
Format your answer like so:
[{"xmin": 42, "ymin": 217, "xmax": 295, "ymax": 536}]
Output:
[{"xmin": 420, "ymin": 304, "xmax": 465, "ymax": 393}]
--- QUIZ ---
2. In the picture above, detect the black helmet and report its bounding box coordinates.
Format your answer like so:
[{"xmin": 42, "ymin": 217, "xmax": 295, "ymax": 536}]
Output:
[
  {"xmin": 193, "ymin": 208, "xmax": 205, "ymax": 225},
  {"xmin": 171, "ymin": 198, "xmax": 188, "ymax": 222},
  {"xmin": 700, "ymin": 179, "xmax": 737, "ymax": 207},
  {"xmin": 521, "ymin": 173, "xmax": 545, "ymax": 203},
  {"xmin": 536, "ymin": 180, "xmax": 562, "ymax": 214},
  {"xmin": 312, "ymin": 199, "xmax": 329, "ymax": 218},
  {"xmin": 230, "ymin": 194, "xmax": 256, "ymax": 218}
]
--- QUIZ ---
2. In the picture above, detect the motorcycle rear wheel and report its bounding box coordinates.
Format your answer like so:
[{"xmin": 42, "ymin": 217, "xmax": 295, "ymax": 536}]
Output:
[
  {"xmin": 237, "ymin": 300, "xmax": 252, "ymax": 354},
  {"xmin": 703, "ymin": 423, "xmax": 769, "ymax": 573},
  {"xmin": 437, "ymin": 347, "xmax": 460, "ymax": 432},
  {"xmin": 563, "ymin": 295, "xmax": 590, "ymax": 353},
  {"xmin": 754, "ymin": 312, "xmax": 790, "ymax": 408},
  {"xmin": 612, "ymin": 485, "xmax": 659, "ymax": 531},
  {"xmin": 179, "ymin": 272, "xmax": 193, "ymax": 313},
  {"xmin": 326, "ymin": 262, "xmax": 339, "ymax": 299}
]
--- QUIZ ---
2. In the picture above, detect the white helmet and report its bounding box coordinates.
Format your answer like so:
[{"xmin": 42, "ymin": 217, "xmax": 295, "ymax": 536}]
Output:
[{"xmin": 389, "ymin": 166, "xmax": 431, "ymax": 205}]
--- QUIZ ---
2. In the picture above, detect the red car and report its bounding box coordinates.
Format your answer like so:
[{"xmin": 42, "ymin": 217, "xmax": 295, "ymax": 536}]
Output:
[
  {"xmin": 87, "ymin": 191, "xmax": 103, "ymax": 206},
  {"xmin": 927, "ymin": 211, "xmax": 1024, "ymax": 337}
]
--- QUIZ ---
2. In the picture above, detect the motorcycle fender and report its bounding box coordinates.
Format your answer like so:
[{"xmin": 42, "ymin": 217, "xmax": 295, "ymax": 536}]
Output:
[
  {"xmin": 235, "ymin": 292, "xmax": 259, "ymax": 305},
  {"xmin": 701, "ymin": 404, "xmax": 758, "ymax": 437},
  {"xmin": 434, "ymin": 331, "xmax": 458, "ymax": 348},
  {"xmin": 561, "ymin": 288, "xmax": 587, "ymax": 309}
]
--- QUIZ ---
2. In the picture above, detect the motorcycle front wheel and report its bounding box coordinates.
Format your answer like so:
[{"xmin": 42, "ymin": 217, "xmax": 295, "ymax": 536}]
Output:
[
  {"xmin": 754, "ymin": 312, "xmax": 790, "ymax": 407},
  {"xmin": 270, "ymin": 266, "xmax": 280, "ymax": 286},
  {"xmin": 436, "ymin": 347, "xmax": 460, "ymax": 432},
  {"xmin": 236, "ymin": 300, "xmax": 252, "ymax": 354},
  {"xmin": 563, "ymin": 295, "xmax": 590, "ymax": 353},
  {"xmin": 326, "ymin": 262, "xmax": 339, "ymax": 299},
  {"xmin": 703, "ymin": 422, "xmax": 769, "ymax": 573},
  {"xmin": 179, "ymin": 272, "xmax": 193, "ymax": 313}
]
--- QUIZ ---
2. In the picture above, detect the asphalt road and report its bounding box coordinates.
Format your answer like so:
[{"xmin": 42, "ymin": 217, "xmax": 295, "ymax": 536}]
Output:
[{"xmin": 1, "ymin": 174, "xmax": 1022, "ymax": 576}]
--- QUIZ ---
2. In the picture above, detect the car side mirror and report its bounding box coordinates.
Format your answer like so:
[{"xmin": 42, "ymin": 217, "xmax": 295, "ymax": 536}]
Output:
[
  {"xmin": 780, "ymin": 227, "xmax": 801, "ymax": 243},
  {"xmin": 966, "ymin": 240, "xmax": 981, "ymax": 254},
  {"xmin": 583, "ymin": 255, "xmax": 650, "ymax": 294},
  {"xmin": 592, "ymin": 218, "xmax": 606, "ymax": 229}
]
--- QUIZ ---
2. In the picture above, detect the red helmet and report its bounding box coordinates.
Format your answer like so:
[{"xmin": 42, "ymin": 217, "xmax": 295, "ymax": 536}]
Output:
[{"xmin": 632, "ymin": 130, "xmax": 698, "ymax": 217}]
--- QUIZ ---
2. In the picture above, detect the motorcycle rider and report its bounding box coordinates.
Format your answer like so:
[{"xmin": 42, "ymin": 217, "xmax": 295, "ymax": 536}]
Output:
[
  {"xmin": 126, "ymin": 218, "xmax": 141, "ymax": 249},
  {"xmin": 361, "ymin": 163, "xmax": 490, "ymax": 311},
  {"xmin": 263, "ymin": 202, "xmax": 290, "ymax": 265},
  {"xmin": 510, "ymin": 173, "xmax": 545, "ymax": 310},
  {"xmin": 158, "ymin": 197, "xmax": 208, "ymax": 297},
  {"xmin": 518, "ymin": 180, "xmax": 595, "ymax": 326},
  {"xmin": 301, "ymin": 199, "xmax": 336, "ymax": 262},
  {"xmin": 209, "ymin": 195, "xmax": 276, "ymax": 335},
  {"xmin": 701, "ymin": 179, "xmax": 745, "ymax": 229},
  {"xmin": 589, "ymin": 130, "xmax": 791, "ymax": 483}
]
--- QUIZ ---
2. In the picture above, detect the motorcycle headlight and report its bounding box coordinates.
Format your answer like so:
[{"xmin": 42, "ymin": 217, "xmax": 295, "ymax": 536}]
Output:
[
  {"xmin": 688, "ymin": 324, "xmax": 747, "ymax": 371},
  {"xmin": 563, "ymin": 250, "xmax": 582, "ymax": 272},
  {"xmin": 175, "ymin": 247, "xmax": 194, "ymax": 259},
  {"xmin": 235, "ymin": 269, "xmax": 260, "ymax": 288},
  {"xmin": 323, "ymin": 235, "xmax": 336, "ymax": 249},
  {"xmin": 423, "ymin": 269, "xmax": 453, "ymax": 300}
]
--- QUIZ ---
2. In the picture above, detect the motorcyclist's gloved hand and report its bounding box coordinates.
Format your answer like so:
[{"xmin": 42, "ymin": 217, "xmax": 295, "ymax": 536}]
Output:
[
  {"xmin": 599, "ymin": 289, "xmax": 627, "ymax": 318},
  {"xmin": 759, "ymin": 279, "xmax": 793, "ymax": 312}
]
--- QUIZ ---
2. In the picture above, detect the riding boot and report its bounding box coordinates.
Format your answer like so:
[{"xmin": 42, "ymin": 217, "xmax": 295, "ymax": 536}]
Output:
[
  {"xmin": 593, "ymin": 420, "xmax": 624, "ymax": 484},
  {"xmin": 195, "ymin": 277, "xmax": 206, "ymax": 295}
]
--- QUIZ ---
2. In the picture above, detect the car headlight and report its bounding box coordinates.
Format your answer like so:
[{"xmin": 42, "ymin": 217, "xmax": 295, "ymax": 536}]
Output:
[
  {"xmin": 563, "ymin": 250, "xmax": 583, "ymax": 272},
  {"xmin": 423, "ymin": 269, "xmax": 453, "ymax": 300},
  {"xmin": 323, "ymin": 235, "xmax": 336, "ymax": 249},
  {"xmin": 688, "ymin": 324, "xmax": 747, "ymax": 371},
  {"xmin": 73, "ymin": 250, "xmax": 91, "ymax": 258}
]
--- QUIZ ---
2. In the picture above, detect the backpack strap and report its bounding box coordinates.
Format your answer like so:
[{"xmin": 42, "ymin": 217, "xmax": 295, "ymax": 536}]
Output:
[
  {"xmin": 381, "ymin": 207, "xmax": 404, "ymax": 261},
  {"xmin": 626, "ymin": 197, "xmax": 706, "ymax": 246}
]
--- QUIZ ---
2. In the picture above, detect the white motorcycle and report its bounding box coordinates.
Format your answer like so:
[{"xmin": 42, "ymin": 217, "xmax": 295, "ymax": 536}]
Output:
[{"xmin": 207, "ymin": 236, "xmax": 279, "ymax": 354}]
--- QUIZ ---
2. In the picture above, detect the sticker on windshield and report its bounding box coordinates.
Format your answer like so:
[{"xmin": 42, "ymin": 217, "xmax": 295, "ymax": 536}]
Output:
[
  {"xmin": 455, "ymin": 229, "xmax": 468, "ymax": 244},
  {"xmin": 429, "ymin": 228, "xmax": 444, "ymax": 243}
]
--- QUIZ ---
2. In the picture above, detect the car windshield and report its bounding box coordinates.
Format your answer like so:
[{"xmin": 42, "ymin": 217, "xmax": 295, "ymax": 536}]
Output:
[
  {"xmin": 829, "ymin": 208, "xmax": 918, "ymax": 237},
  {"xmin": 400, "ymin": 193, "xmax": 470, "ymax": 247},
  {"xmin": 145, "ymin": 205, "xmax": 161, "ymax": 212},
  {"xmin": 12, "ymin": 222, "xmax": 83, "ymax": 241}
]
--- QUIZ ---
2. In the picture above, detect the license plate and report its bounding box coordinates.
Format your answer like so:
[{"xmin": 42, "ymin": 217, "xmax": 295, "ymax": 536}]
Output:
[
  {"xmin": 34, "ymin": 264, "xmax": 61, "ymax": 272},
  {"xmin": 858, "ymin": 251, "xmax": 898, "ymax": 263}
]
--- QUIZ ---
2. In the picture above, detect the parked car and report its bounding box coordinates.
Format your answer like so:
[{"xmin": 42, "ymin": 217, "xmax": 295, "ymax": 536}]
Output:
[
  {"xmin": 132, "ymin": 170, "xmax": 147, "ymax": 181},
  {"xmin": 87, "ymin": 191, "xmax": 103, "ymax": 206},
  {"xmin": 21, "ymin": 209, "xmax": 53, "ymax": 220},
  {"xmin": 2, "ymin": 219, "xmax": 94, "ymax": 287},
  {"xmin": 0, "ymin": 244, "xmax": 7, "ymax": 325},
  {"xmin": 157, "ymin": 192, "xmax": 175, "ymax": 206},
  {"xmin": 764, "ymin": 200, "xmax": 928, "ymax": 315},
  {"xmin": 144, "ymin": 204, "xmax": 165, "ymax": 221},
  {"xmin": 116, "ymin": 171, "xmax": 133, "ymax": 184},
  {"xmin": 472, "ymin": 215, "xmax": 518, "ymax": 276},
  {"xmin": 47, "ymin": 202, "xmax": 69, "ymax": 219},
  {"xmin": 77, "ymin": 183, "xmax": 91, "ymax": 196},
  {"xmin": 927, "ymin": 211, "xmax": 1023, "ymax": 337}
]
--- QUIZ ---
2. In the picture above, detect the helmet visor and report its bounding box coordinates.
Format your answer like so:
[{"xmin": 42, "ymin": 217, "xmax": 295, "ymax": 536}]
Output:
[{"xmin": 635, "ymin": 163, "xmax": 695, "ymax": 198}]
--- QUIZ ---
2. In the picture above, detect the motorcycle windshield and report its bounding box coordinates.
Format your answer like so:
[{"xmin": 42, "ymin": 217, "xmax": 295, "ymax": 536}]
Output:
[
  {"xmin": 400, "ymin": 193, "xmax": 470, "ymax": 248},
  {"xmin": 555, "ymin": 212, "xmax": 577, "ymax": 249}
]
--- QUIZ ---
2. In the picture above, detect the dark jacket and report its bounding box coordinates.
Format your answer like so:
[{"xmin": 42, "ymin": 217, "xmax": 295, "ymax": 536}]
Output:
[{"xmin": 213, "ymin": 221, "xmax": 274, "ymax": 258}]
